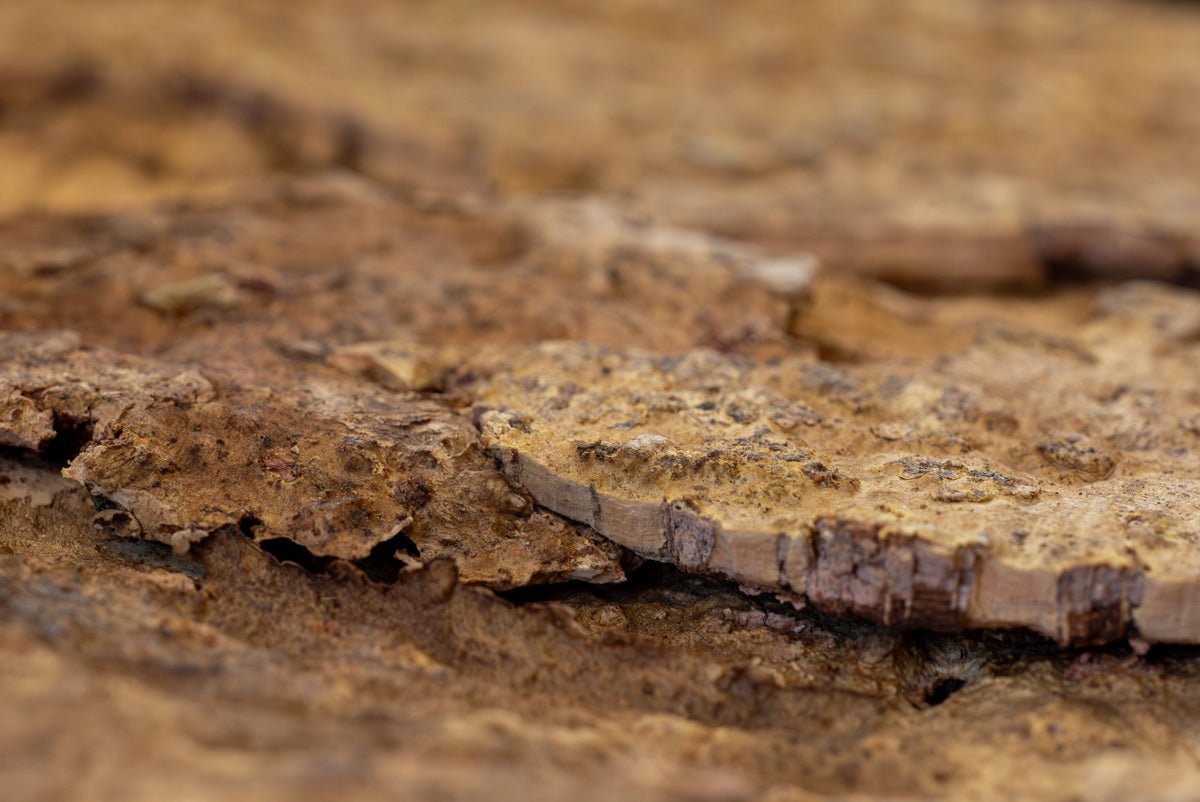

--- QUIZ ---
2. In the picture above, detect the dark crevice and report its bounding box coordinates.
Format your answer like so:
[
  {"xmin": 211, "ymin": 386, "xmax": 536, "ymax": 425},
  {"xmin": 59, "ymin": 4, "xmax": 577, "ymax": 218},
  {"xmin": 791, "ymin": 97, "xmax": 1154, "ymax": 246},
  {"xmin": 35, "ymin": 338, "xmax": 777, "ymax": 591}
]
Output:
[
  {"xmin": 242, "ymin": 513, "xmax": 418, "ymax": 584},
  {"xmin": 499, "ymin": 554, "xmax": 1068, "ymax": 655},
  {"xmin": 0, "ymin": 413, "xmax": 93, "ymax": 469},
  {"xmin": 500, "ymin": 559, "xmax": 903, "ymax": 645},
  {"xmin": 0, "ymin": 445, "xmax": 94, "ymax": 492},
  {"xmin": 42, "ymin": 413, "xmax": 94, "ymax": 467},
  {"xmin": 1032, "ymin": 224, "xmax": 1200, "ymax": 289},
  {"xmin": 90, "ymin": 493, "xmax": 121, "ymax": 512},
  {"xmin": 237, "ymin": 514, "xmax": 264, "ymax": 538},
  {"xmin": 98, "ymin": 537, "xmax": 205, "ymax": 579},
  {"xmin": 257, "ymin": 537, "xmax": 339, "ymax": 574},
  {"xmin": 1141, "ymin": 641, "xmax": 1200, "ymax": 670},
  {"xmin": 498, "ymin": 559, "xmax": 687, "ymax": 606},
  {"xmin": 923, "ymin": 677, "xmax": 967, "ymax": 707},
  {"xmin": 498, "ymin": 579, "xmax": 599, "ymax": 606},
  {"xmin": 1042, "ymin": 256, "xmax": 1200, "ymax": 289},
  {"xmin": 353, "ymin": 529, "xmax": 420, "ymax": 584},
  {"xmin": 501, "ymin": 557, "xmax": 1148, "ymax": 672}
]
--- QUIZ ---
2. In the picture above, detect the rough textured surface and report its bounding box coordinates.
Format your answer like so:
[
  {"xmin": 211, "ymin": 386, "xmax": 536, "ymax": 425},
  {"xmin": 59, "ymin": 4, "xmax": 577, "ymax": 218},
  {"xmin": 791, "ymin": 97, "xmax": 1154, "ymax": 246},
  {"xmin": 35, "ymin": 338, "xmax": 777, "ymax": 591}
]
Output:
[
  {"xmin": 4, "ymin": 1, "xmax": 1200, "ymax": 801},
  {"xmin": 474, "ymin": 277, "xmax": 1200, "ymax": 644},
  {"xmin": 0, "ymin": 329, "xmax": 625, "ymax": 590},
  {"xmin": 7, "ymin": 452, "xmax": 1200, "ymax": 802},
  {"xmin": 3, "ymin": 0, "xmax": 1200, "ymax": 290},
  {"xmin": 0, "ymin": 190, "xmax": 796, "ymax": 360}
]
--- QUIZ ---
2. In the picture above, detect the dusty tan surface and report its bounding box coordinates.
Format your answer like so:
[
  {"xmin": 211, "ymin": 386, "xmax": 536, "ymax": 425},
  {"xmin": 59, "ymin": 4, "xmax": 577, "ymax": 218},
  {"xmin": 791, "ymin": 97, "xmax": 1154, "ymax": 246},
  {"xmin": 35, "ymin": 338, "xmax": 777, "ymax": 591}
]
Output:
[
  {"xmin": 9, "ymin": 451, "xmax": 1200, "ymax": 802},
  {"xmin": 3, "ymin": 0, "xmax": 1200, "ymax": 289},
  {"xmin": 475, "ymin": 277, "xmax": 1200, "ymax": 644},
  {"xmin": 4, "ymin": 1, "xmax": 1200, "ymax": 801},
  {"xmin": 0, "ymin": 330, "xmax": 624, "ymax": 588}
]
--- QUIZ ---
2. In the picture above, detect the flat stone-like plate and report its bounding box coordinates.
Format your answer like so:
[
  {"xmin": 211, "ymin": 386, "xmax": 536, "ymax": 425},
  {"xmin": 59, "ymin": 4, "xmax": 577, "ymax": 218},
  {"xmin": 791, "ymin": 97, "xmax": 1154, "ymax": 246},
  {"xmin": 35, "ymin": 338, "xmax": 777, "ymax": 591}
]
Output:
[{"xmin": 476, "ymin": 281, "xmax": 1200, "ymax": 644}]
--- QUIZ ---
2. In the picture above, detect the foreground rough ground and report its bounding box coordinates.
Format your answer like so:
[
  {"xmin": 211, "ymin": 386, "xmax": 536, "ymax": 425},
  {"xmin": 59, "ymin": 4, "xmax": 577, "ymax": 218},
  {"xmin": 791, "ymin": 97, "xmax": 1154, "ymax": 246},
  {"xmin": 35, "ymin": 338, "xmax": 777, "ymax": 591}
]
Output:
[
  {"xmin": 7, "ymin": 454, "xmax": 1200, "ymax": 802},
  {"xmin": 4, "ymin": 1, "xmax": 1200, "ymax": 800}
]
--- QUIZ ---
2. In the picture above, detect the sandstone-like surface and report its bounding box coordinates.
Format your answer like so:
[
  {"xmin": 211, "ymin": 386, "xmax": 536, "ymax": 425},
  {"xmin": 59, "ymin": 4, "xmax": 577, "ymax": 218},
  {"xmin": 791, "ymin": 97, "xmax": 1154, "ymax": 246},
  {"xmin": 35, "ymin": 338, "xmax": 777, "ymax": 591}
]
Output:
[
  {"xmin": 0, "ymin": 330, "xmax": 624, "ymax": 589},
  {"xmin": 4, "ymin": 0, "xmax": 1200, "ymax": 291},
  {"xmin": 473, "ymin": 278, "xmax": 1200, "ymax": 643},
  {"xmin": 4, "ymin": 1, "xmax": 1200, "ymax": 801},
  {"xmin": 7, "ymin": 450, "xmax": 1200, "ymax": 802}
]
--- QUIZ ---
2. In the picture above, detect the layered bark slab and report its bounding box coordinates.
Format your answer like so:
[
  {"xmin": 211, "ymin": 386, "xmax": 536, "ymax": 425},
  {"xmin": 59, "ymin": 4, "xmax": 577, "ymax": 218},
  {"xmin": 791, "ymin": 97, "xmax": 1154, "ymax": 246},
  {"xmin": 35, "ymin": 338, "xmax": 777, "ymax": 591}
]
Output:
[{"xmin": 474, "ymin": 280, "xmax": 1200, "ymax": 644}]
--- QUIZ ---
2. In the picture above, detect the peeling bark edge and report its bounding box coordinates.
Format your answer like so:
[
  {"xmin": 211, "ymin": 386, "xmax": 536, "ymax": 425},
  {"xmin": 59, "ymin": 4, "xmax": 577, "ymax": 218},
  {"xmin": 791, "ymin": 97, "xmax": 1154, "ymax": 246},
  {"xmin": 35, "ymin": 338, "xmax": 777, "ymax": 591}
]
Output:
[{"xmin": 499, "ymin": 449, "xmax": 1159, "ymax": 646}]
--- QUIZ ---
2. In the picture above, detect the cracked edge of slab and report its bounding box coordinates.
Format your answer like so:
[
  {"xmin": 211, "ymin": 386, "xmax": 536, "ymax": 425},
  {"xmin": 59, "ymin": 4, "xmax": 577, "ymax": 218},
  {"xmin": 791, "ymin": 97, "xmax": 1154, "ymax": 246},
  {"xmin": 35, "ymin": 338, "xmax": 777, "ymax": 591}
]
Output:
[{"xmin": 494, "ymin": 447, "xmax": 1179, "ymax": 645}]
